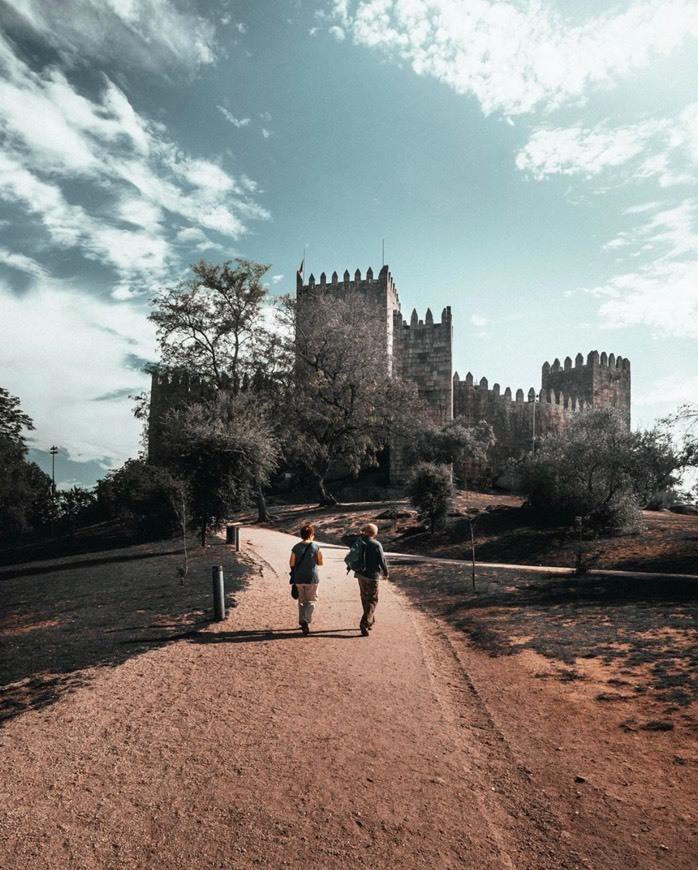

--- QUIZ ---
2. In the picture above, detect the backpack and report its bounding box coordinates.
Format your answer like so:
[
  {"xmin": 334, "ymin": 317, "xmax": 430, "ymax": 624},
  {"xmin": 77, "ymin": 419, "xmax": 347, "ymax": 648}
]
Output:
[{"xmin": 344, "ymin": 536, "xmax": 367, "ymax": 574}]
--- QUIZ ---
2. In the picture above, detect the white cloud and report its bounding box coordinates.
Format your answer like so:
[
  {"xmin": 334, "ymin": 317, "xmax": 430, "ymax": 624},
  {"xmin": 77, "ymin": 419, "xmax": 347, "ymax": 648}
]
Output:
[
  {"xmin": 516, "ymin": 104, "xmax": 698, "ymax": 183},
  {"xmin": 6, "ymin": 0, "xmax": 218, "ymax": 76},
  {"xmin": 516, "ymin": 120, "xmax": 663, "ymax": 180},
  {"xmin": 470, "ymin": 314, "xmax": 488, "ymax": 327},
  {"xmin": 0, "ymin": 35, "xmax": 269, "ymax": 294},
  {"xmin": 0, "ymin": 278, "xmax": 156, "ymax": 465},
  {"xmin": 325, "ymin": 0, "xmax": 698, "ymax": 116},
  {"xmin": 0, "ymin": 247, "xmax": 47, "ymax": 279},
  {"xmin": 217, "ymin": 106, "xmax": 251, "ymax": 128},
  {"xmin": 589, "ymin": 201, "xmax": 698, "ymax": 337},
  {"xmin": 635, "ymin": 373, "xmax": 698, "ymax": 406}
]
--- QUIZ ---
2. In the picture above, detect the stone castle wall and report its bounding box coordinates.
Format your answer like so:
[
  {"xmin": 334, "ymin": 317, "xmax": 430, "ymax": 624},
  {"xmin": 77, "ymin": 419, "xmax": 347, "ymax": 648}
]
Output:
[
  {"xmin": 150, "ymin": 263, "xmax": 632, "ymax": 486},
  {"xmin": 296, "ymin": 263, "xmax": 631, "ymax": 483}
]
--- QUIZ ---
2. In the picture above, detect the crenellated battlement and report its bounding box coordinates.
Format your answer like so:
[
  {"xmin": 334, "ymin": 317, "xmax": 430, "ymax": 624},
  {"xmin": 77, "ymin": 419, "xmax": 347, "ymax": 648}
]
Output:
[
  {"xmin": 291, "ymin": 264, "xmax": 632, "ymax": 482},
  {"xmin": 541, "ymin": 349, "xmax": 631, "ymax": 428},
  {"xmin": 542, "ymin": 350, "xmax": 631, "ymax": 374},
  {"xmin": 453, "ymin": 372, "xmax": 592, "ymax": 412},
  {"xmin": 297, "ymin": 263, "xmax": 400, "ymax": 311}
]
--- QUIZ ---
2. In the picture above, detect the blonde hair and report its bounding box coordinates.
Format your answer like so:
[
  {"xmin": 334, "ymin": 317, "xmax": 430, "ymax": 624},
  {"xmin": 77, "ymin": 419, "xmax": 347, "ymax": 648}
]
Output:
[{"xmin": 362, "ymin": 523, "xmax": 378, "ymax": 537}]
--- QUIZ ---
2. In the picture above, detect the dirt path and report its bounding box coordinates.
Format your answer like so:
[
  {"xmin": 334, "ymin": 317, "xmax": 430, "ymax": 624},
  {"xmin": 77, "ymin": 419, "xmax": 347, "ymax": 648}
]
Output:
[{"xmin": 0, "ymin": 527, "xmax": 693, "ymax": 868}]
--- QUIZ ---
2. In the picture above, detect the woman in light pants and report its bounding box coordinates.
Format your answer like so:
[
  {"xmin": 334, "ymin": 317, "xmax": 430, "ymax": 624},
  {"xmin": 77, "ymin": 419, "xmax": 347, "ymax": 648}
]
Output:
[{"xmin": 289, "ymin": 523, "xmax": 323, "ymax": 636}]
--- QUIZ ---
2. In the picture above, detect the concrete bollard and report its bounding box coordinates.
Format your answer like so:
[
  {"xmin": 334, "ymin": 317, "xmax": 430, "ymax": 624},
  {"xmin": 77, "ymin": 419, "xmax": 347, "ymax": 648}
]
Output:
[
  {"xmin": 212, "ymin": 565, "xmax": 225, "ymax": 621},
  {"xmin": 226, "ymin": 523, "xmax": 241, "ymax": 551}
]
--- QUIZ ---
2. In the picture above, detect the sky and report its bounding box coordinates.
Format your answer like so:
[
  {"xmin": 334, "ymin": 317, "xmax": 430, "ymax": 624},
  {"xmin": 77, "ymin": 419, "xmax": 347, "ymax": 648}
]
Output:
[{"xmin": 0, "ymin": 0, "xmax": 696, "ymax": 491}]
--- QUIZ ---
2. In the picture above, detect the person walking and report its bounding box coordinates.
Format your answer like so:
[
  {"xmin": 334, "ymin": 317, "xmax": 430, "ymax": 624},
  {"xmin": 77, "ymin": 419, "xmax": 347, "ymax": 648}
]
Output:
[
  {"xmin": 289, "ymin": 523, "xmax": 323, "ymax": 636},
  {"xmin": 351, "ymin": 523, "xmax": 389, "ymax": 637}
]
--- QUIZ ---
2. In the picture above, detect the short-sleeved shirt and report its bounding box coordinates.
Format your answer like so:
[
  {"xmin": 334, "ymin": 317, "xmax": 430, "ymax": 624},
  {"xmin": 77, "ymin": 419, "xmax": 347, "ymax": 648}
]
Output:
[{"xmin": 291, "ymin": 541, "xmax": 321, "ymax": 584}]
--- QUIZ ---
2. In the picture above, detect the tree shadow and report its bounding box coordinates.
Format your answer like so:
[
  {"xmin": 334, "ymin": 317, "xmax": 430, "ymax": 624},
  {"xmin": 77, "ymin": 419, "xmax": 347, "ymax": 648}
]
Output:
[
  {"xmin": 392, "ymin": 564, "xmax": 698, "ymax": 705},
  {"xmin": 0, "ymin": 539, "xmax": 248, "ymax": 725}
]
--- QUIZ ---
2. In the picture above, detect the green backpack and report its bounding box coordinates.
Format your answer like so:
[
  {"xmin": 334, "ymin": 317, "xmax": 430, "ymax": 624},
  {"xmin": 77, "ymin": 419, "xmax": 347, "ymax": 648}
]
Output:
[{"xmin": 344, "ymin": 537, "xmax": 367, "ymax": 574}]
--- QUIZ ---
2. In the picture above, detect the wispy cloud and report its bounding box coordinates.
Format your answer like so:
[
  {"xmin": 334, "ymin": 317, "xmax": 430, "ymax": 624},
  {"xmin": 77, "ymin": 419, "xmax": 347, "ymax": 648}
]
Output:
[
  {"xmin": 4, "ymin": 0, "xmax": 218, "ymax": 76},
  {"xmin": 0, "ymin": 277, "xmax": 156, "ymax": 464},
  {"xmin": 516, "ymin": 104, "xmax": 698, "ymax": 184},
  {"xmin": 0, "ymin": 29, "xmax": 269, "ymax": 297},
  {"xmin": 321, "ymin": 0, "xmax": 698, "ymax": 116},
  {"xmin": 588, "ymin": 201, "xmax": 698, "ymax": 338},
  {"xmin": 217, "ymin": 106, "xmax": 251, "ymax": 128}
]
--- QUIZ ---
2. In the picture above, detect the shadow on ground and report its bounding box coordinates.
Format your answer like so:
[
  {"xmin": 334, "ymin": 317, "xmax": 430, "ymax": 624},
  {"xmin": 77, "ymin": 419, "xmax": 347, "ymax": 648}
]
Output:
[
  {"xmin": 392, "ymin": 564, "xmax": 698, "ymax": 710},
  {"xmin": 0, "ymin": 537, "xmax": 249, "ymax": 725}
]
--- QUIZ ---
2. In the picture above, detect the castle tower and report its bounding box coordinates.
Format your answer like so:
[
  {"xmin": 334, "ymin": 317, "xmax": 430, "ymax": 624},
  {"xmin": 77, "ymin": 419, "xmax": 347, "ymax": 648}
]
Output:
[
  {"xmin": 394, "ymin": 305, "xmax": 453, "ymax": 424},
  {"xmin": 296, "ymin": 264, "xmax": 401, "ymax": 372},
  {"xmin": 541, "ymin": 351, "xmax": 631, "ymax": 427}
]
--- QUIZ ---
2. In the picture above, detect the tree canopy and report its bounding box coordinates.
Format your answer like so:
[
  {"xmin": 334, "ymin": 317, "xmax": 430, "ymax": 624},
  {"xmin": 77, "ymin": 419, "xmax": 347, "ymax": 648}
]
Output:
[
  {"xmin": 163, "ymin": 392, "xmax": 279, "ymax": 545},
  {"xmin": 288, "ymin": 289, "xmax": 430, "ymax": 504},
  {"xmin": 515, "ymin": 408, "xmax": 682, "ymax": 532},
  {"xmin": 0, "ymin": 387, "xmax": 53, "ymax": 536},
  {"xmin": 149, "ymin": 258, "xmax": 272, "ymax": 392}
]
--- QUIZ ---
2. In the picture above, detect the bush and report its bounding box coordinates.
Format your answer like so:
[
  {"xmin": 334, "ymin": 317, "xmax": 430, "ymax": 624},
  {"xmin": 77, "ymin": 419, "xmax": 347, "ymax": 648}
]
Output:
[
  {"xmin": 406, "ymin": 462, "xmax": 453, "ymax": 534},
  {"xmin": 514, "ymin": 408, "xmax": 681, "ymax": 534},
  {"xmin": 97, "ymin": 459, "xmax": 184, "ymax": 538}
]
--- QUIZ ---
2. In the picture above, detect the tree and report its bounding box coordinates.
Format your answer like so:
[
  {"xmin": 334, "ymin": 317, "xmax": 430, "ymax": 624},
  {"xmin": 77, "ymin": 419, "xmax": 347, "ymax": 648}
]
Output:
[
  {"xmin": 416, "ymin": 418, "xmax": 495, "ymax": 483},
  {"xmin": 664, "ymin": 403, "xmax": 698, "ymax": 499},
  {"xmin": 0, "ymin": 387, "xmax": 52, "ymax": 537},
  {"xmin": 149, "ymin": 258, "xmax": 272, "ymax": 392},
  {"xmin": 98, "ymin": 459, "xmax": 184, "ymax": 538},
  {"xmin": 57, "ymin": 486, "xmax": 97, "ymax": 535},
  {"xmin": 0, "ymin": 387, "xmax": 35, "ymax": 442},
  {"xmin": 145, "ymin": 258, "xmax": 286, "ymax": 522},
  {"xmin": 407, "ymin": 462, "xmax": 454, "ymax": 534},
  {"xmin": 288, "ymin": 290, "xmax": 430, "ymax": 504},
  {"xmin": 515, "ymin": 408, "xmax": 683, "ymax": 533},
  {"xmin": 164, "ymin": 392, "xmax": 279, "ymax": 546}
]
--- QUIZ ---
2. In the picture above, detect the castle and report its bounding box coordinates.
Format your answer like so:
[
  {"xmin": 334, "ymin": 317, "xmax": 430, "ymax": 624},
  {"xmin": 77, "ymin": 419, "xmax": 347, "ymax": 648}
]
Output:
[
  {"xmin": 148, "ymin": 262, "xmax": 631, "ymax": 486},
  {"xmin": 297, "ymin": 265, "xmax": 631, "ymax": 484}
]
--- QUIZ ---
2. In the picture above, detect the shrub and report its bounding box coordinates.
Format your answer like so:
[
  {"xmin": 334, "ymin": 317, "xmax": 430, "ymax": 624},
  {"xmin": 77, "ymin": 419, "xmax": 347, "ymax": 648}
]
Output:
[{"xmin": 407, "ymin": 462, "xmax": 453, "ymax": 534}]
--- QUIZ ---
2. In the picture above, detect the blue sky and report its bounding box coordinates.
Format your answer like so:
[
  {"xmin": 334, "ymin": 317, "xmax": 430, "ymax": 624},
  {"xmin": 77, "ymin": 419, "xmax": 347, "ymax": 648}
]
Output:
[{"xmin": 0, "ymin": 0, "xmax": 696, "ymax": 490}]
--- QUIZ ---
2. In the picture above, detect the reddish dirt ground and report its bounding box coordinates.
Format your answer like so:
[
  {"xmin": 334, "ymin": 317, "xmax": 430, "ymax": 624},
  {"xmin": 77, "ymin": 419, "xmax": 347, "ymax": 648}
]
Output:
[{"xmin": 0, "ymin": 501, "xmax": 696, "ymax": 868}]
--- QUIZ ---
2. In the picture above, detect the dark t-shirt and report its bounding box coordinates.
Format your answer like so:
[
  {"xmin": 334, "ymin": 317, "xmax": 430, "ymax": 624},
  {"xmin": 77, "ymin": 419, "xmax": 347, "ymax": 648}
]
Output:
[
  {"xmin": 291, "ymin": 541, "xmax": 321, "ymax": 584},
  {"xmin": 358, "ymin": 537, "xmax": 388, "ymax": 581}
]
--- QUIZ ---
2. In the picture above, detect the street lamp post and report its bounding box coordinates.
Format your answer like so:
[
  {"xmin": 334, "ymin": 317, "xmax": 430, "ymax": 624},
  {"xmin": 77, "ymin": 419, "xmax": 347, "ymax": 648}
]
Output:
[
  {"xmin": 50, "ymin": 445, "xmax": 58, "ymax": 497},
  {"xmin": 49, "ymin": 446, "xmax": 58, "ymax": 536}
]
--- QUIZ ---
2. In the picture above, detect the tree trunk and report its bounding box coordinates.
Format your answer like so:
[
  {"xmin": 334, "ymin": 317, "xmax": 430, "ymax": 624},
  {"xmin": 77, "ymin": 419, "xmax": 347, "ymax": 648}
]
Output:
[
  {"xmin": 314, "ymin": 473, "xmax": 338, "ymax": 506},
  {"xmin": 256, "ymin": 484, "xmax": 271, "ymax": 523},
  {"xmin": 469, "ymin": 519, "xmax": 476, "ymax": 591},
  {"xmin": 200, "ymin": 519, "xmax": 207, "ymax": 548}
]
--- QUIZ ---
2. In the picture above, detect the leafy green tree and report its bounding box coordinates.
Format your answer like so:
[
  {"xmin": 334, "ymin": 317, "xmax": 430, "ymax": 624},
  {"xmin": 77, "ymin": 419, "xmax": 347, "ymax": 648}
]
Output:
[
  {"xmin": 416, "ymin": 418, "xmax": 495, "ymax": 486},
  {"xmin": 164, "ymin": 392, "xmax": 279, "ymax": 546},
  {"xmin": 149, "ymin": 258, "xmax": 272, "ymax": 392},
  {"xmin": 144, "ymin": 258, "xmax": 286, "ymax": 522},
  {"xmin": 57, "ymin": 486, "xmax": 97, "ymax": 535},
  {"xmin": 515, "ymin": 408, "xmax": 683, "ymax": 532},
  {"xmin": 0, "ymin": 387, "xmax": 35, "ymax": 441},
  {"xmin": 0, "ymin": 387, "xmax": 53, "ymax": 537},
  {"xmin": 407, "ymin": 462, "xmax": 454, "ymax": 534},
  {"xmin": 288, "ymin": 290, "xmax": 430, "ymax": 504},
  {"xmin": 98, "ymin": 459, "xmax": 184, "ymax": 538},
  {"xmin": 664, "ymin": 403, "xmax": 698, "ymax": 499}
]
